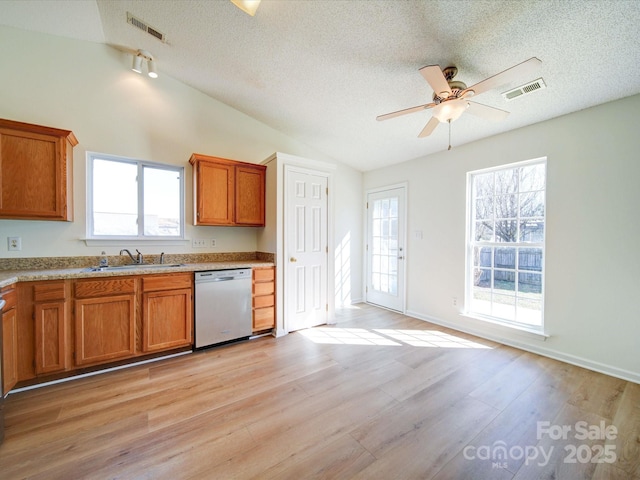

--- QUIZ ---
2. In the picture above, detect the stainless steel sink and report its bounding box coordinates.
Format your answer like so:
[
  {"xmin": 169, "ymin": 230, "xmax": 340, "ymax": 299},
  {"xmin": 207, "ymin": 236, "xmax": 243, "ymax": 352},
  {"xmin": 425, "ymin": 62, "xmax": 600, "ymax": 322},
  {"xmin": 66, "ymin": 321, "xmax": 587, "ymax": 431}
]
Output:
[{"xmin": 86, "ymin": 263, "xmax": 185, "ymax": 272}]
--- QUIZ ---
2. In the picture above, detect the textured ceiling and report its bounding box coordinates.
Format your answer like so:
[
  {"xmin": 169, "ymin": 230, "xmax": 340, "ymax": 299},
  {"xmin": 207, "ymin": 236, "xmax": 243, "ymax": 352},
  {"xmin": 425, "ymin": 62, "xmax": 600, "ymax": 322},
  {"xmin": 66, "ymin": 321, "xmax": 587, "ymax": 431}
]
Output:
[{"xmin": 2, "ymin": 0, "xmax": 640, "ymax": 171}]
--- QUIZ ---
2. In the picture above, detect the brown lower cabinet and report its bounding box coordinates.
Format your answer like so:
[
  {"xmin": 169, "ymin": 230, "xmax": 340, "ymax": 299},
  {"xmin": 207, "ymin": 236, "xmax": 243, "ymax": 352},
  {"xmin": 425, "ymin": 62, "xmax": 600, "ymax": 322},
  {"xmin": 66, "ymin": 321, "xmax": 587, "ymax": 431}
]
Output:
[
  {"xmin": 142, "ymin": 274, "xmax": 193, "ymax": 352},
  {"xmin": 74, "ymin": 278, "xmax": 137, "ymax": 367},
  {"xmin": 2, "ymin": 285, "xmax": 18, "ymax": 395},
  {"xmin": 8, "ymin": 273, "xmax": 194, "ymax": 390},
  {"xmin": 252, "ymin": 267, "xmax": 275, "ymax": 332},
  {"xmin": 33, "ymin": 281, "xmax": 70, "ymax": 374}
]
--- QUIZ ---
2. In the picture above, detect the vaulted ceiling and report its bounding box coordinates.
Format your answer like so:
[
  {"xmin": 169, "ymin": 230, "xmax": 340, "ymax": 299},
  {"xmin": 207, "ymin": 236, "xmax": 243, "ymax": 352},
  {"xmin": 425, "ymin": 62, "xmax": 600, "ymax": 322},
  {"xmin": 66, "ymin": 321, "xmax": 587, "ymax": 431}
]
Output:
[{"xmin": 2, "ymin": 0, "xmax": 639, "ymax": 171}]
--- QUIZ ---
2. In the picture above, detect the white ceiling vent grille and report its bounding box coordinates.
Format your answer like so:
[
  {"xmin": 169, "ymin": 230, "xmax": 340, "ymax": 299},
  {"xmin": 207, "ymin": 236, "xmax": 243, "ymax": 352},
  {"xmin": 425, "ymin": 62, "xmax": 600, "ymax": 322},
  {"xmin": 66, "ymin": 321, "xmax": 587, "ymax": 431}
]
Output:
[
  {"xmin": 127, "ymin": 12, "xmax": 167, "ymax": 43},
  {"xmin": 502, "ymin": 78, "xmax": 546, "ymax": 101}
]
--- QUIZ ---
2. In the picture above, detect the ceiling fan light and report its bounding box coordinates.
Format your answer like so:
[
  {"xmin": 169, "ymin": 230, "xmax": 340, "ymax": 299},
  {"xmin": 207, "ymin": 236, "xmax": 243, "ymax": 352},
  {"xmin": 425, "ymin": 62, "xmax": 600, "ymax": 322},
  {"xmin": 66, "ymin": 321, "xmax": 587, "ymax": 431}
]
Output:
[
  {"xmin": 231, "ymin": 0, "xmax": 261, "ymax": 16},
  {"xmin": 433, "ymin": 99, "xmax": 468, "ymax": 123}
]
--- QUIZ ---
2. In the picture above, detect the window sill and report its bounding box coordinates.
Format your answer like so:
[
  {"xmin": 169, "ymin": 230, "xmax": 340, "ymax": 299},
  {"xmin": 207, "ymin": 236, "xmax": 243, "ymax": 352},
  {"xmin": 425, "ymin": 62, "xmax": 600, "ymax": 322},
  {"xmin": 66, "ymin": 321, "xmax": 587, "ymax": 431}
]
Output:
[
  {"xmin": 460, "ymin": 313, "xmax": 549, "ymax": 341},
  {"xmin": 82, "ymin": 238, "xmax": 190, "ymax": 247}
]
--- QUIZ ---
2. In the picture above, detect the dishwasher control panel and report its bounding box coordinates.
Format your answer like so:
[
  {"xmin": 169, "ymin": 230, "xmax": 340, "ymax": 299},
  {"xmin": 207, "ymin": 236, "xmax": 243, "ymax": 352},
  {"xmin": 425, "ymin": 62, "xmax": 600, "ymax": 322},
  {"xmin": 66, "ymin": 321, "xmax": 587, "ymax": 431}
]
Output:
[{"xmin": 195, "ymin": 268, "xmax": 251, "ymax": 282}]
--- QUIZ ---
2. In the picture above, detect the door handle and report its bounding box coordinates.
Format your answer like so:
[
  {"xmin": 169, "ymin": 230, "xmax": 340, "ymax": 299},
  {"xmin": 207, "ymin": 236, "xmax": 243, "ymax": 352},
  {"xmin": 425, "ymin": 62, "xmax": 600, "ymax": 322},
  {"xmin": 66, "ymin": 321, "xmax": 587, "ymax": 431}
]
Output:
[{"xmin": 290, "ymin": 257, "xmax": 297, "ymax": 262}]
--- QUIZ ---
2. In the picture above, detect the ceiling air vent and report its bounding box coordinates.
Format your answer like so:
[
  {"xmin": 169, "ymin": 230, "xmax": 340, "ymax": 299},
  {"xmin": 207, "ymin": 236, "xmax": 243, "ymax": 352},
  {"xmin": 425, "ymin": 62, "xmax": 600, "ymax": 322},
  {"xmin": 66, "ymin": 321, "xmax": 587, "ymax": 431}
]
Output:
[
  {"xmin": 127, "ymin": 12, "xmax": 167, "ymax": 43},
  {"xmin": 502, "ymin": 78, "xmax": 546, "ymax": 101}
]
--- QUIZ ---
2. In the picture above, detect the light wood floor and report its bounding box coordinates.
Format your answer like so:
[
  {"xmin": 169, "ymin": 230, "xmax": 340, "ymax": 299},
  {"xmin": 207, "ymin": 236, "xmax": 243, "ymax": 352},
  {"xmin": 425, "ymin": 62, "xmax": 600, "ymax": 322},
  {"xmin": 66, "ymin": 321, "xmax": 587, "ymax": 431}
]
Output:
[{"xmin": 1, "ymin": 303, "xmax": 639, "ymax": 479}]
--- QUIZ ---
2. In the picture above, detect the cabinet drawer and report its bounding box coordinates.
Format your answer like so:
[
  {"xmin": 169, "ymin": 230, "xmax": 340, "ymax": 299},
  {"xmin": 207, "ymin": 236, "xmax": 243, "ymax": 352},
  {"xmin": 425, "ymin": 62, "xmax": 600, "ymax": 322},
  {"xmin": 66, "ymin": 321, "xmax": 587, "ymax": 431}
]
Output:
[
  {"xmin": 33, "ymin": 282, "xmax": 66, "ymax": 302},
  {"xmin": 143, "ymin": 273, "xmax": 192, "ymax": 292},
  {"xmin": 253, "ymin": 306, "xmax": 274, "ymax": 330},
  {"xmin": 253, "ymin": 294, "xmax": 274, "ymax": 309},
  {"xmin": 74, "ymin": 278, "xmax": 136, "ymax": 298},
  {"xmin": 253, "ymin": 268, "xmax": 274, "ymax": 282},
  {"xmin": 253, "ymin": 282, "xmax": 274, "ymax": 296}
]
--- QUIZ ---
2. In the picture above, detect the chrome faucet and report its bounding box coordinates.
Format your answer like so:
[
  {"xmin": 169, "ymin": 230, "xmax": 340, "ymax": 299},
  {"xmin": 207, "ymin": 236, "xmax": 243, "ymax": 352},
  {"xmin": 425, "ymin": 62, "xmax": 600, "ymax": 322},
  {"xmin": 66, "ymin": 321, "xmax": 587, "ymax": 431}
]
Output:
[
  {"xmin": 160, "ymin": 252, "xmax": 165, "ymax": 264},
  {"xmin": 119, "ymin": 248, "xmax": 144, "ymax": 265},
  {"xmin": 119, "ymin": 249, "xmax": 135, "ymax": 263}
]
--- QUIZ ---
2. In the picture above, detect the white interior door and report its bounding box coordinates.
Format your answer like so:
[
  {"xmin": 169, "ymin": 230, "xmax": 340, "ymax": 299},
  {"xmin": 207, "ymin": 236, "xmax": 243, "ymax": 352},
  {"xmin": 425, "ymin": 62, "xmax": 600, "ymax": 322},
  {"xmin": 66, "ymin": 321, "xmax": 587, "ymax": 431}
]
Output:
[
  {"xmin": 366, "ymin": 186, "xmax": 406, "ymax": 312},
  {"xmin": 285, "ymin": 168, "xmax": 328, "ymax": 331}
]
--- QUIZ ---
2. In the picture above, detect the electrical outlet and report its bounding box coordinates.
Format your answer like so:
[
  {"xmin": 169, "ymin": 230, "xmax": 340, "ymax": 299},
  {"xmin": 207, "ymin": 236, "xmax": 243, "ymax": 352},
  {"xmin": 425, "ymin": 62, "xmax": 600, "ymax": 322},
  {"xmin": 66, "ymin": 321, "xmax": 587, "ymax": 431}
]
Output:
[
  {"xmin": 192, "ymin": 239, "xmax": 207, "ymax": 248},
  {"xmin": 8, "ymin": 236, "xmax": 22, "ymax": 251},
  {"xmin": 452, "ymin": 296, "xmax": 457, "ymax": 306},
  {"xmin": 211, "ymin": 239, "xmax": 217, "ymax": 247}
]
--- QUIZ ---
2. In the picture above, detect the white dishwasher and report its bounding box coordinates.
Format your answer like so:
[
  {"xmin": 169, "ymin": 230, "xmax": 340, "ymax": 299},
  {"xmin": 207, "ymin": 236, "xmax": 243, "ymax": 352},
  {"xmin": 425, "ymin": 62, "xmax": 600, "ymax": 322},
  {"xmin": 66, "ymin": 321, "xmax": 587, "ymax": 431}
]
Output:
[{"xmin": 194, "ymin": 268, "xmax": 252, "ymax": 349}]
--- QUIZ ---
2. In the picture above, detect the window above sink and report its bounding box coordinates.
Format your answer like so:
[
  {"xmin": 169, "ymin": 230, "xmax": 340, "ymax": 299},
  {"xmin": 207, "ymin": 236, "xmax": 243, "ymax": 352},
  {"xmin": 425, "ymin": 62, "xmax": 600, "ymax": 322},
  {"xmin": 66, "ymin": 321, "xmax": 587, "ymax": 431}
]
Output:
[{"xmin": 86, "ymin": 152, "xmax": 185, "ymax": 241}]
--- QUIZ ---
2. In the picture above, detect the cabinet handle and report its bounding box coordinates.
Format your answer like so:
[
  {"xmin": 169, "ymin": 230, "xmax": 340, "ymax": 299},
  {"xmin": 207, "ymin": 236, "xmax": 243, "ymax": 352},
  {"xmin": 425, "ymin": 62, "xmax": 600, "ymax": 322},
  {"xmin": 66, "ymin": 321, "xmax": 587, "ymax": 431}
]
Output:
[{"xmin": 290, "ymin": 257, "xmax": 297, "ymax": 262}]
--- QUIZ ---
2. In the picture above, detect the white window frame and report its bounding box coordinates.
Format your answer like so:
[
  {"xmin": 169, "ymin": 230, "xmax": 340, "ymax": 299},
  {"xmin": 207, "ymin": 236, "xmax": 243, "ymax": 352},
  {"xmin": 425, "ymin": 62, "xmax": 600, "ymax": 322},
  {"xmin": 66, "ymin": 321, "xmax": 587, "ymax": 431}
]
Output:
[
  {"xmin": 86, "ymin": 152, "xmax": 185, "ymax": 243},
  {"xmin": 465, "ymin": 157, "xmax": 547, "ymax": 333}
]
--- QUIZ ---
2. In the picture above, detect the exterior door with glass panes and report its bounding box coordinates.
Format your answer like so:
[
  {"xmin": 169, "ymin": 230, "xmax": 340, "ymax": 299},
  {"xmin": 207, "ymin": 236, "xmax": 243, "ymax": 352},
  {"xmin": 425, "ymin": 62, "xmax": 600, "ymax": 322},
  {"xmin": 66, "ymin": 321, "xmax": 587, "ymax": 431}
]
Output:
[{"xmin": 366, "ymin": 187, "xmax": 406, "ymax": 311}]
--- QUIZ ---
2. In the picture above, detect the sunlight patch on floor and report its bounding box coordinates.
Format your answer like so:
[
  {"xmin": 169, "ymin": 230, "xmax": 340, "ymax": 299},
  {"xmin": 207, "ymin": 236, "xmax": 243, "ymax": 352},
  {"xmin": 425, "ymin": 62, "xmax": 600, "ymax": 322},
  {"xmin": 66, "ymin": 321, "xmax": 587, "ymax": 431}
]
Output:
[
  {"xmin": 299, "ymin": 327, "xmax": 492, "ymax": 349},
  {"xmin": 299, "ymin": 327, "xmax": 401, "ymax": 346},
  {"xmin": 374, "ymin": 329, "xmax": 492, "ymax": 349}
]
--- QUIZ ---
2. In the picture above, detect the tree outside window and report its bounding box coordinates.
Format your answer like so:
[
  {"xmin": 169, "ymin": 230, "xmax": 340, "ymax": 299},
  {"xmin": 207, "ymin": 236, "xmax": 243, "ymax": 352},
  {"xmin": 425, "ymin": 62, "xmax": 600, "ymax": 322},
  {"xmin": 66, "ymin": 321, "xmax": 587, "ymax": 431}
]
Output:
[{"xmin": 467, "ymin": 159, "xmax": 546, "ymax": 329}]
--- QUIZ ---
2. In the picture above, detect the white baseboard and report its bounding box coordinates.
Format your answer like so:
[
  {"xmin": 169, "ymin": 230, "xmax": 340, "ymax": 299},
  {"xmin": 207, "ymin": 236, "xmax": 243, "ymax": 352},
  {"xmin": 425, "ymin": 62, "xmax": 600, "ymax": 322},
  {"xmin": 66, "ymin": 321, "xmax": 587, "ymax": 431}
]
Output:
[
  {"xmin": 9, "ymin": 350, "xmax": 193, "ymax": 395},
  {"xmin": 406, "ymin": 309, "xmax": 640, "ymax": 385}
]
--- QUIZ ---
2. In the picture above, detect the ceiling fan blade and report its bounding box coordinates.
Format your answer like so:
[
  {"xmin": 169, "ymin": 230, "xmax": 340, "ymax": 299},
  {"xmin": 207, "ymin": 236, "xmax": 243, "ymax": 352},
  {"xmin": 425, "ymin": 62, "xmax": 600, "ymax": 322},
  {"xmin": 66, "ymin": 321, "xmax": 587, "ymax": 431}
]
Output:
[
  {"xmin": 376, "ymin": 103, "xmax": 436, "ymax": 121},
  {"xmin": 419, "ymin": 65, "xmax": 452, "ymax": 98},
  {"xmin": 466, "ymin": 57, "xmax": 542, "ymax": 96},
  {"xmin": 418, "ymin": 116, "xmax": 440, "ymax": 137},
  {"xmin": 466, "ymin": 101, "xmax": 510, "ymax": 121}
]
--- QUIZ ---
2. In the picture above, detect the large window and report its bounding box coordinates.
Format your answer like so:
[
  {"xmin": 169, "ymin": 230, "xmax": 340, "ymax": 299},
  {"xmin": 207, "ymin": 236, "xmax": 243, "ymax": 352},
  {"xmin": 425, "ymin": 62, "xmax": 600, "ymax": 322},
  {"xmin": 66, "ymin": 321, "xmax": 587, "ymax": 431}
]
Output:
[
  {"xmin": 466, "ymin": 158, "xmax": 546, "ymax": 331},
  {"xmin": 87, "ymin": 153, "xmax": 184, "ymax": 239}
]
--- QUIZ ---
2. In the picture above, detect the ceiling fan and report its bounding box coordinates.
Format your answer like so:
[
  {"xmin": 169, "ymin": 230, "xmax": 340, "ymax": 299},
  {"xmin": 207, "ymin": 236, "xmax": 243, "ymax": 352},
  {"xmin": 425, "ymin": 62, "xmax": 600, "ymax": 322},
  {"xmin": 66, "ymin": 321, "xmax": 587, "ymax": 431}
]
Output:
[{"xmin": 377, "ymin": 57, "xmax": 542, "ymax": 144}]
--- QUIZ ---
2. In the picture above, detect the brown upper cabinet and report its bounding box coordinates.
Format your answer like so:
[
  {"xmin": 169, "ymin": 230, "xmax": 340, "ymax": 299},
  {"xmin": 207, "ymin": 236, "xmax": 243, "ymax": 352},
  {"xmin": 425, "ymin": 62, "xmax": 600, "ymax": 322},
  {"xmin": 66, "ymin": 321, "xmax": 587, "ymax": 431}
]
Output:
[
  {"xmin": 0, "ymin": 118, "xmax": 78, "ymax": 221},
  {"xmin": 189, "ymin": 154, "xmax": 266, "ymax": 227}
]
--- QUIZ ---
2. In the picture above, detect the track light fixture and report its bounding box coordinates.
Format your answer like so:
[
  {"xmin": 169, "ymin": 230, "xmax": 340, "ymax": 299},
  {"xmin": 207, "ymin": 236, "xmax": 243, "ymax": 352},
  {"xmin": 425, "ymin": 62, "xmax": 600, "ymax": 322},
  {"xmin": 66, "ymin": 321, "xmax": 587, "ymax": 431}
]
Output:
[
  {"xmin": 131, "ymin": 50, "xmax": 157, "ymax": 78},
  {"xmin": 131, "ymin": 54, "xmax": 143, "ymax": 74}
]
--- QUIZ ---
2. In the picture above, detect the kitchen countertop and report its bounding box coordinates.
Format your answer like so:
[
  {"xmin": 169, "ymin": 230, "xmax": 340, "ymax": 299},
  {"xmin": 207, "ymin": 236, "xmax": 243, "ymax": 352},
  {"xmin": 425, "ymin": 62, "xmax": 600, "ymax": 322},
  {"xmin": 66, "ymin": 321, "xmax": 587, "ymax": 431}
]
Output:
[{"xmin": 0, "ymin": 260, "xmax": 275, "ymax": 289}]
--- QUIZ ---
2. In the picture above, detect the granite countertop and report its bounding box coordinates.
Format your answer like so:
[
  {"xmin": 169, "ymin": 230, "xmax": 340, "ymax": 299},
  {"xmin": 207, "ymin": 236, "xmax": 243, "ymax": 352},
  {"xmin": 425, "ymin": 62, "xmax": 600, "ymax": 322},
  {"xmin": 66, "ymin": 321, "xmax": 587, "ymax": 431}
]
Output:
[{"xmin": 0, "ymin": 256, "xmax": 275, "ymax": 289}]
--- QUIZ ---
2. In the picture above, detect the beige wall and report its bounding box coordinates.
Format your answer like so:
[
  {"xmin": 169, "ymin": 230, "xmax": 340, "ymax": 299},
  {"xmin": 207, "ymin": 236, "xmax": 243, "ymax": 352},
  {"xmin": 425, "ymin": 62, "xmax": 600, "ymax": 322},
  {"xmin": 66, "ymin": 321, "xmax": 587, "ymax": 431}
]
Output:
[
  {"xmin": 0, "ymin": 24, "xmax": 362, "ymax": 300},
  {"xmin": 364, "ymin": 94, "xmax": 640, "ymax": 381}
]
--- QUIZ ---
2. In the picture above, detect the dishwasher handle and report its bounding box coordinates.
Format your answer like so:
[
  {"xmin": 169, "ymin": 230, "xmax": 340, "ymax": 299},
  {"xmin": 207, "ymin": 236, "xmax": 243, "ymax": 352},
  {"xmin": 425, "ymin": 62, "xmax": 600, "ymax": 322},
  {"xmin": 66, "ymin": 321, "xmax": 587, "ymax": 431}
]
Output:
[{"xmin": 195, "ymin": 268, "xmax": 252, "ymax": 283}]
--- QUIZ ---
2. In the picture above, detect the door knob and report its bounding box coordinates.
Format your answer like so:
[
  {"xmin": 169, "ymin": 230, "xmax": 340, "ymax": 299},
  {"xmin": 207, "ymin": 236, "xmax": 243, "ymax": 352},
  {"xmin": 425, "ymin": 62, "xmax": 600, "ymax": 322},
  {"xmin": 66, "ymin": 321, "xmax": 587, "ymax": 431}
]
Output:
[{"xmin": 290, "ymin": 257, "xmax": 297, "ymax": 262}]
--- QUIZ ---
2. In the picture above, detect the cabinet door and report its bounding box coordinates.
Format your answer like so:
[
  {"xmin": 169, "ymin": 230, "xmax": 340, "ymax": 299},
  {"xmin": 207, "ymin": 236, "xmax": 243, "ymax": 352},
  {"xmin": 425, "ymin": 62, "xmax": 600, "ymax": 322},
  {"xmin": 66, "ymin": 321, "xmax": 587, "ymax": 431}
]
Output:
[
  {"xmin": 235, "ymin": 165, "xmax": 265, "ymax": 226},
  {"xmin": 34, "ymin": 301, "xmax": 67, "ymax": 375},
  {"xmin": 195, "ymin": 161, "xmax": 234, "ymax": 225},
  {"xmin": 0, "ymin": 121, "xmax": 75, "ymax": 221},
  {"xmin": 74, "ymin": 295, "xmax": 136, "ymax": 366},
  {"xmin": 2, "ymin": 307, "xmax": 18, "ymax": 395},
  {"xmin": 143, "ymin": 288, "xmax": 193, "ymax": 352}
]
